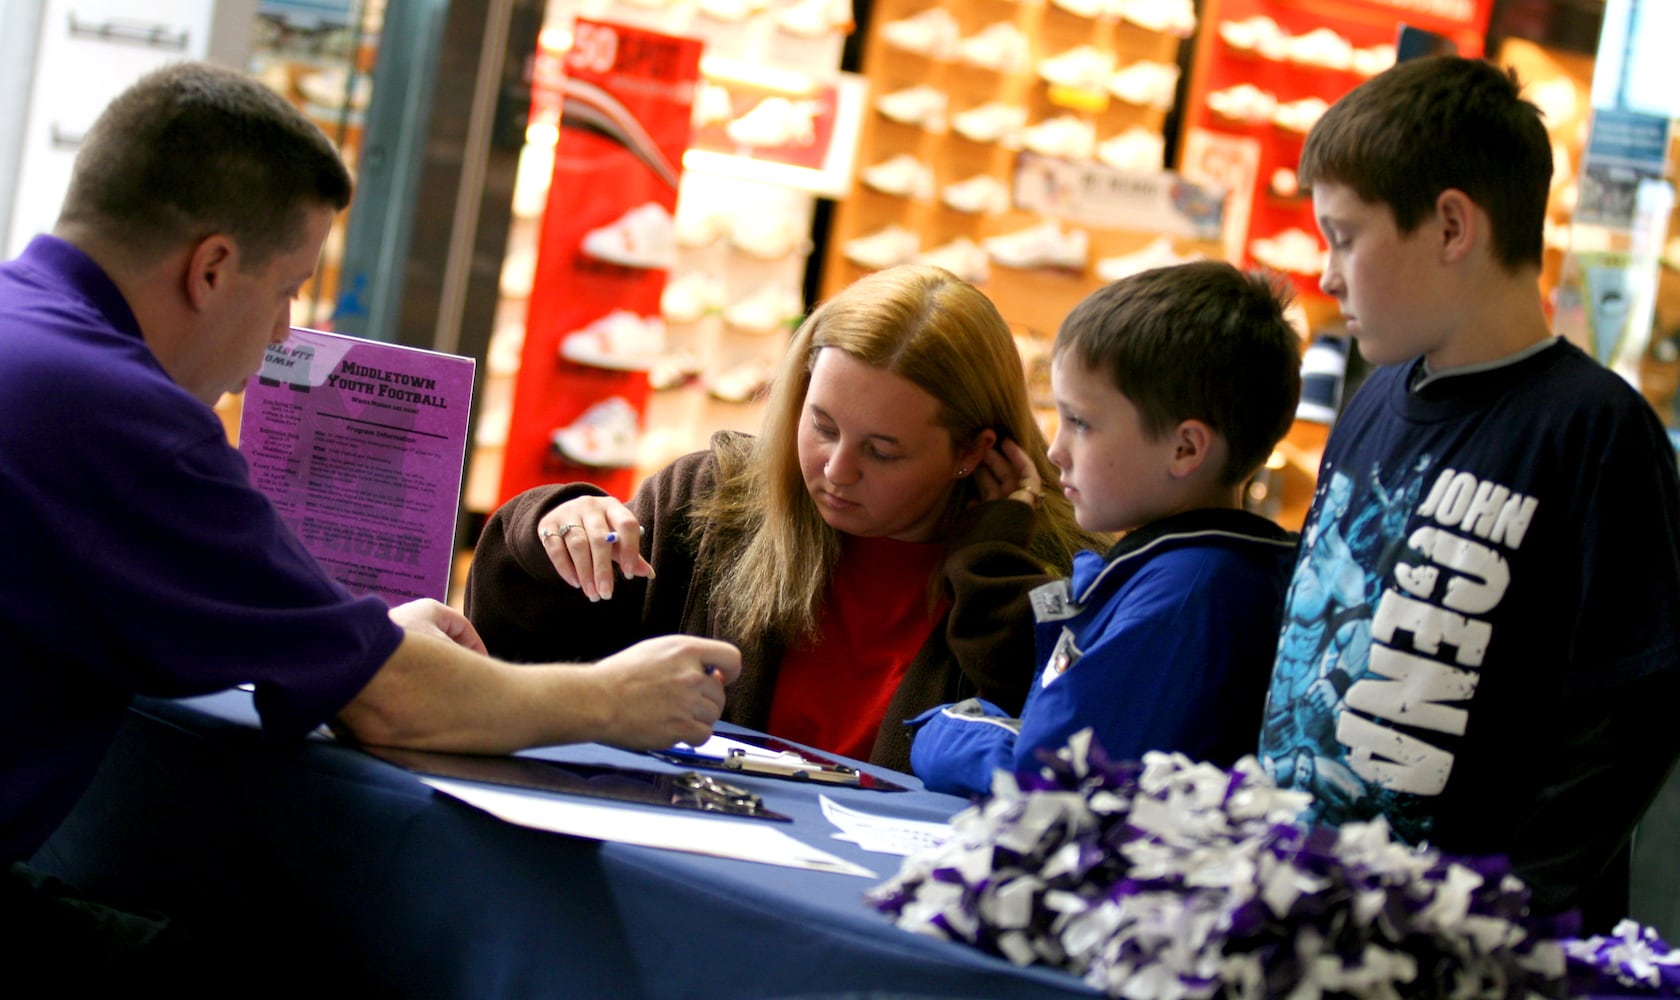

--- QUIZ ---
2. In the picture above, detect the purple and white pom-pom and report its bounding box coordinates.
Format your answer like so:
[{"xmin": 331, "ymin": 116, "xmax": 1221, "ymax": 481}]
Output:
[
  {"xmin": 869, "ymin": 732, "xmax": 1588, "ymax": 998},
  {"xmin": 1565, "ymin": 919, "xmax": 1680, "ymax": 995}
]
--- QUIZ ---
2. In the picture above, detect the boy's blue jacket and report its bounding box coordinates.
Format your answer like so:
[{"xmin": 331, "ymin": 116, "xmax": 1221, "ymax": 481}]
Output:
[{"xmin": 909, "ymin": 508, "xmax": 1297, "ymax": 797}]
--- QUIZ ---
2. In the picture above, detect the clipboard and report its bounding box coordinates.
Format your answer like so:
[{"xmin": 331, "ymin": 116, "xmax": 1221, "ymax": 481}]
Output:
[
  {"xmin": 361, "ymin": 744, "xmax": 792, "ymax": 822},
  {"xmin": 649, "ymin": 732, "xmax": 909, "ymax": 792}
]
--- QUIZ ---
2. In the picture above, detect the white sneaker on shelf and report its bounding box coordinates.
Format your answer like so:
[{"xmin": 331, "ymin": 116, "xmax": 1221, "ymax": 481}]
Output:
[
  {"xmin": 475, "ymin": 399, "xmax": 511, "ymax": 447},
  {"xmin": 860, "ymin": 154, "xmax": 935, "ymax": 199},
  {"xmin": 941, "ymin": 174, "xmax": 1012, "ymax": 215},
  {"xmin": 730, "ymin": 213, "xmax": 811, "ymax": 259},
  {"xmin": 707, "ymin": 358, "xmax": 778, "ymax": 403},
  {"xmin": 692, "ymin": 82, "xmax": 735, "ymax": 129},
  {"xmin": 1037, "ymin": 45, "xmax": 1115, "ymax": 91},
  {"xmin": 724, "ymin": 283, "xmax": 805, "ymax": 335},
  {"xmin": 1106, "ymin": 59, "xmax": 1179, "ymax": 109},
  {"xmin": 726, "ymin": 96, "xmax": 819, "ymax": 147},
  {"xmin": 1095, "ymin": 236, "xmax": 1200, "ymax": 282},
  {"xmin": 1050, "ymin": 0, "xmax": 1106, "ymax": 17},
  {"xmin": 1207, "ymin": 83, "xmax": 1278, "ymax": 125},
  {"xmin": 880, "ymin": 7, "xmax": 960, "ymax": 57},
  {"xmin": 1095, "ymin": 126, "xmax": 1165, "ymax": 173},
  {"xmin": 697, "ymin": 0, "xmax": 770, "ymax": 22},
  {"xmin": 661, "ymin": 271, "xmax": 727, "ymax": 325},
  {"xmin": 1273, "ymin": 96, "xmax": 1330, "ymax": 134},
  {"xmin": 488, "ymin": 323, "xmax": 525, "ymax": 377},
  {"xmin": 552, "ymin": 397, "xmax": 640, "ymax": 469},
  {"xmin": 1250, "ymin": 228, "xmax": 1326, "ymax": 275},
  {"xmin": 580, "ymin": 202, "xmax": 677, "ymax": 270},
  {"xmin": 675, "ymin": 201, "xmax": 733, "ymax": 248},
  {"xmin": 775, "ymin": 0, "xmax": 853, "ymax": 37},
  {"xmin": 1219, "ymin": 15, "xmax": 1288, "ymax": 58},
  {"xmin": 951, "ymin": 102, "xmax": 1027, "ymax": 146},
  {"xmin": 1022, "ymin": 115, "xmax": 1096, "ymax": 160},
  {"xmin": 842, "ymin": 225, "xmax": 920, "ymax": 269},
  {"xmin": 875, "ymin": 85, "xmax": 948, "ymax": 130},
  {"xmin": 1353, "ymin": 44, "xmax": 1396, "ymax": 77},
  {"xmin": 498, "ymin": 245, "xmax": 537, "ymax": 299},
  {"xmin": 958, "ymin": 22, "xmax": 1032, "ymax": 74},
  {"xmin": 560, "ymin": 311, "xmax": 668, "ymax": 370},
  {"xmin": 649, "ymin": 351, "xmax": 705, "ymax": 391},
  {"xmin": 1116, "ymin": 0, "xmax": 1197, "ymax": 37},
  {"xmin": 984, "ymin": 221, "xmax": 1089, "ymax": 271},
  {"xmin": 914, "ymin": 237, "xmax": 990, "ymax": 284},
  {"xmin": 1287, "ymin": 27, "xmax": 1355, "ymax": 71}
]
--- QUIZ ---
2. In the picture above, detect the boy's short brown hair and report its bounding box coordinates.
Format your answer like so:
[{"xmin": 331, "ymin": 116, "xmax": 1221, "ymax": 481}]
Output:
[
  {"xmin": 1298, "ymin": 55, "xmax": 1551, "ymax": 272},
  {"xmin": 1055, "ymin": 260, "xmax": 1302, "ymax": 486}
]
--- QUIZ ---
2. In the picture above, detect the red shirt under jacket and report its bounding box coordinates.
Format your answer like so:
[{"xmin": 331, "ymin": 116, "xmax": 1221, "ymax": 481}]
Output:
[{"xmin": 768, "ymin": 533, "xmax": 949, "ymax": 761}]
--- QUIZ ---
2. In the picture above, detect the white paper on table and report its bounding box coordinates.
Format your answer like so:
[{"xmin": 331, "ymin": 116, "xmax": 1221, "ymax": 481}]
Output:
[
  {"xmin": 422, "ymin": 777, "xmax": 879, "ymax": 878},
  {"xmin": 673, "ymin": 734, "xmax": 793, "ymax": 759},
  {"xmin": 819, "ymin": 794, "xmax": 952, "ymax": 856}
]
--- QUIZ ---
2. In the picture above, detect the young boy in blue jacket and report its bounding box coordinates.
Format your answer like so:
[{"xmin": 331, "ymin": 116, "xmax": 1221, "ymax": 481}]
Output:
[{"xmin": 910, "ymin": 260, "xmax": 1303, "ymax": 796}]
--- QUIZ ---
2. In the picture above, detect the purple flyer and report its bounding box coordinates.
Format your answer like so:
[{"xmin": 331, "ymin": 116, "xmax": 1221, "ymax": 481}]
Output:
[{"xmin": 239, "ymin": 328, "xmax": 476, "ymax": 606}]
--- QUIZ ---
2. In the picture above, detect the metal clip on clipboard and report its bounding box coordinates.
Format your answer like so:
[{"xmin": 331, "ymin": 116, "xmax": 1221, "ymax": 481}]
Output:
[{"xmin": 361, "ymin": 744, "xmax": 791, "ymax": 821}]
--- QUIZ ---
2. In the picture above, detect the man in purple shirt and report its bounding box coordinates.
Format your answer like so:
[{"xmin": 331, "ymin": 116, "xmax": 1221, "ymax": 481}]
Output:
[{"xmin": 1, "ymin": 62, "xmax": 741, "ymax": 988}]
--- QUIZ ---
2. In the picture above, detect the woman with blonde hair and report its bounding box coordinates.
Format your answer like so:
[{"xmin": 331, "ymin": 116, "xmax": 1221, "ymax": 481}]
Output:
[{"xmin": 465, "ymin": 265, "xmax": 1101, "ymax": 770}]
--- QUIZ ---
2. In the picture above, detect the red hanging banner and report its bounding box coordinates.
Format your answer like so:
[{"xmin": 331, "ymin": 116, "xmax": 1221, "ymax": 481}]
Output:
[{"xmin": 499, "ymin": 19, "xmax": 702, "ymax": 504}]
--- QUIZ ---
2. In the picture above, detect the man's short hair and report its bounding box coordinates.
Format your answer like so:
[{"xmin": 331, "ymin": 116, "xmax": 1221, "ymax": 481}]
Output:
[
  {"xmin": 1298, "ymin": 55, "xmax": 1551, "ymax": 272},
  {"xmin": 1055, "ymin": 260, "xmax": 1302, "ymax": 486},
  {"xmin": 57, "ymin": 61, "xmax": 352, "ymax": 268}
]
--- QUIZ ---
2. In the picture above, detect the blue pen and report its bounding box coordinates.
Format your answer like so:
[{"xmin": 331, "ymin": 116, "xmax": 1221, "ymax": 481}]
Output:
[{"xmin": 605, "ymin": 531, "xmax": 618, "ymax": 543}]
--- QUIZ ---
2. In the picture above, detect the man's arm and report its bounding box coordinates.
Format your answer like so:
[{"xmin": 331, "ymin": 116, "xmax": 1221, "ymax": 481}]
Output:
[{"xmin": 337, "ymin": 600, "xmax": 742, "ymax": 754}]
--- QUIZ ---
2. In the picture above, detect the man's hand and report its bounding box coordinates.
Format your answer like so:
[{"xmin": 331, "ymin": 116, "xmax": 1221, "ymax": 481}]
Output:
[
  {"xmin": 590, "ymin": 635, "xmax": 742, "ymax": 749},
  {"xmin": 389, "ymin": 599, "xmax": 488, "ymax": 655}
]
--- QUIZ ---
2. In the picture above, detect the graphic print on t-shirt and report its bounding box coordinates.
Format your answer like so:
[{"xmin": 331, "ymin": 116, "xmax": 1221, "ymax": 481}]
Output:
[{"xmin": 1260, "ymin": 457, "xmax": 1537, "ymax": 843}]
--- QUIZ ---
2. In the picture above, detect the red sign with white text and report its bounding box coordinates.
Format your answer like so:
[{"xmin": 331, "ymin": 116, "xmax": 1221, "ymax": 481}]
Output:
[{"xmin": 498, "ymin": 20, "xmax": 701, "ymax": 504}]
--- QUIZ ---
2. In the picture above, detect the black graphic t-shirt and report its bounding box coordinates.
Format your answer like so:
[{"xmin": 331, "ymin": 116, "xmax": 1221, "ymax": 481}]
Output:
[{"xmin": 1261, "ymin": 338, "xmax": 1680, "ymax": 911}]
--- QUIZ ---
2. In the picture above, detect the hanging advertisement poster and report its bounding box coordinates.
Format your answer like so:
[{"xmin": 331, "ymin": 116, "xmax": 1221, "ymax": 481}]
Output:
[
  {"xmin": 1013, "ymin": 151, "xmax": 1226, "ymax": 241},
  {"xmin": 498, "ymin": 19, "xmax": 702, "ymax": 504},
  {"xmin": 1576, "ymin": 108, "xmax": 1671, "ymax": 230},
  {"xmin": 239, "ymin": 327, "xmax": 475, "ymax": 605}
]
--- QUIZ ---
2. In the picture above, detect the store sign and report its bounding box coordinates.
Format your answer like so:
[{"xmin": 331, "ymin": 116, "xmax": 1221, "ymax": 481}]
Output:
[
  {"xmin": 1012, "ymin": 151, "xmax": 1225, "ymax": 241},
  {"xmin": 1576, "ymin": 109, "xmax": 1672, "ymax": 230}
]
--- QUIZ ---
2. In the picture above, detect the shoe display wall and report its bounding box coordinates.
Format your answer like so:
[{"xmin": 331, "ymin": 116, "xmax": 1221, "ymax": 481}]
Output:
[
  {"xmin": 470, "ymin": 0, "xmax": 853, "ymax": 512},
  {"xmin": 1176, "ymin": 0, "xmax": 1496, "ymax": 300},
  {"xmin": 821, "ymin": 0, "xmax": 1217, "ymax": 362}
]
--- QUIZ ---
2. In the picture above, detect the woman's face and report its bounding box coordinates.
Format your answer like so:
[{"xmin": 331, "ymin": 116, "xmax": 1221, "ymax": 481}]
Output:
[{"xmin": 797, "ymin": 348, "xmax": 978, "ymax": 542}]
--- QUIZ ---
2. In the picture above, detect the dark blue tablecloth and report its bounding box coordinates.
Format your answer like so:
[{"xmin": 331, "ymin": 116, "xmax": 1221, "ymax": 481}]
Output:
[{"xmin": 33, "ymin": 691, "xmax": 1099, "ymax": 999}]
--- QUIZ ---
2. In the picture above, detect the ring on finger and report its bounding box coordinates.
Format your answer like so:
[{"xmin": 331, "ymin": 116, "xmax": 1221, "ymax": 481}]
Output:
[{"xmin": 539, "ymin": 523, "xmax": 582, "ymax": 541}]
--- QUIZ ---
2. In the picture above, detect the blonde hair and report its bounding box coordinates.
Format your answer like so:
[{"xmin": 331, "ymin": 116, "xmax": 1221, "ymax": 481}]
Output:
[{"xmin": 698, "ymin": 265, "xmax": 1098, "ymax": 644}]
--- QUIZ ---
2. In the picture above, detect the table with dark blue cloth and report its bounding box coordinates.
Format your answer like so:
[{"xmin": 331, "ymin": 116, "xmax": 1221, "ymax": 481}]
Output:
[{"xmin": 32, "ymin": 690, "xmax": 1100, "ymax": 999}]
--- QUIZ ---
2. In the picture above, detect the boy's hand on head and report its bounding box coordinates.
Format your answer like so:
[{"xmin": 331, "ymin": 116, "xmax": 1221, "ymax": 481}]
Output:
[{"xmin": 975, "ymin": 439, "xmax": 1045, "ymax": 510}]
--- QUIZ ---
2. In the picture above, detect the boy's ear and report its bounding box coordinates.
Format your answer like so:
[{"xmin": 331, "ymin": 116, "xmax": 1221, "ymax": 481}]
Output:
[
  {"xmin": 1435, "ymin": 188, "xmax": 1478, "ymax": 264},
  {"xmin": 1168, "ymin": 419, "xmax": 1216, "ymax": 478}
]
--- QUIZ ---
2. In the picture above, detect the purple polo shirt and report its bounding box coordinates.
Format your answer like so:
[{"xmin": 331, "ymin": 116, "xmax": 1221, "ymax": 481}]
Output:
[{"xmin": 0, "ymin": 236, "xmax": 401, "ymax": 861}]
